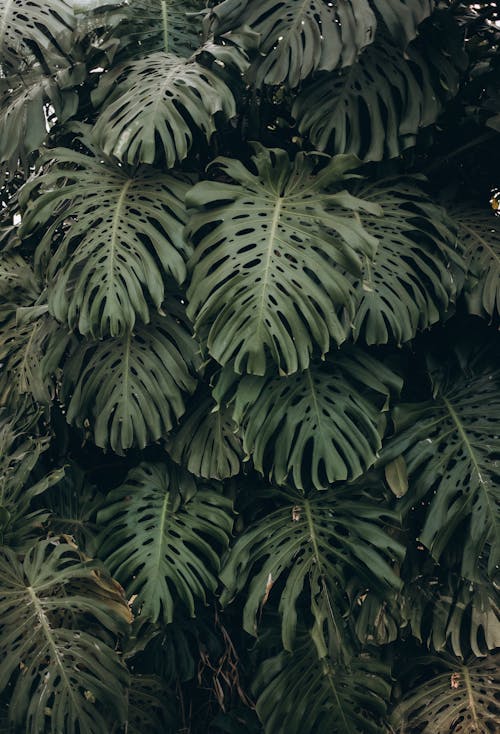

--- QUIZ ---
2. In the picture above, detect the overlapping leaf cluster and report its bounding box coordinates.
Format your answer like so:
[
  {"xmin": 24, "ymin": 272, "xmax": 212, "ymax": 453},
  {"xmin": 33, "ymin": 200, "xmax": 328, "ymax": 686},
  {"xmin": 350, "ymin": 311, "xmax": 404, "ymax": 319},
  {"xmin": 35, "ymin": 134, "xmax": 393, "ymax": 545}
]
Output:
[{"xmin": 0, "ymin": 0, "xmax": 498, "ymax": 732}]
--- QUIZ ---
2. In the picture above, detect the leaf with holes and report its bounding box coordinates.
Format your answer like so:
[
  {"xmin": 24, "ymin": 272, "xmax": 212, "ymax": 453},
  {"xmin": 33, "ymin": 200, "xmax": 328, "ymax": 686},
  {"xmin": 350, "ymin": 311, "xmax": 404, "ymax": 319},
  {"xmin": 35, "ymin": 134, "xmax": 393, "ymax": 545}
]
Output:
[
  {"xmin": 167, "ymin": 389, "xmax": 244, "ymax": 480},
  {"xmin": 0, "ymin": 0, "xmax": 75, "ymax": 73},
  {"xmin": 453, "ymin": 207, "xmax": 500, "ymax": 321},
  {"xmin": 62, "ymin": 307, "xmax": 199, "ymax": 455},
  {"xmin": 392, "ymin": 654, "xmax": 500, "ymax": 733},
  {"xmin": 220, "ymin": 484, "xmax": 403, "ymax": 649},
  {"xmin": 92, "ymin": 47, "xmax": 244, "ymax": 167},
  {"xmin": 0, "ymin": 539, "xmax": 131, "ymax": 734},
  {"xmin": 345, "ymin": 178, "xmax": 463, "ymax": 345},
  {"xmin": 204, "ymin": 0, "xmax": 376, "ymax": 88},
  {"xmin": 292, "ymin": 34, "xmax": 455, "ymax": 161},
  {"xmin": 254, "ymin": 633, "xmax": 392, "ymax": 733},
  {"xmin": 187, "ymin": 145, "xmax": 381, "ymax": 376},
  {"xmin": 382, "ymin": 355, "xmax": 500, "ymax": 579},
  {"xmin": 95, "ymin": 0, "xmax": 205, "ymax": 59},
  {"xmin": 98, "ymin": 462, "xmax": 233, "ymax": 624},
  {"xmin": 214, "ymin": 348, "xmax": 401, "ymax": 489},
  {"xmin": 19, "ymin": 129, "xmax": 191, "ymax": 338}
]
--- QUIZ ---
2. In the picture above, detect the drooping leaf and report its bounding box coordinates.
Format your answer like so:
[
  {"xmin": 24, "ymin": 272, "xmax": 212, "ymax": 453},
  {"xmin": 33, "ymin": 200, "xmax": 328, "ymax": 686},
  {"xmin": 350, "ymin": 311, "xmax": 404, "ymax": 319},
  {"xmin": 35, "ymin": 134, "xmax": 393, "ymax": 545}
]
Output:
[
  {"xmin": 292, "ymin": 33, "xmax": 457, "ymax": 161},
  {"xmin": 98, "ymin": 462, "xmax": 233, "ymax": 624},
  {"xmin": 402, "ymin": 568, "xmax": 500, "ymax": 659},
  {"xmin": 220, "ymin": 484, "xmax": 403, "ymax": 649},
  {"xmin": 19, "ymin": 131, "xmax": 191, "ymax": 338},
  {"xmin": 453, "ymin": 206, "xmax": 500, "ymax": 321},
  {"xmin": 392, "ymin": 654, "xmax": 500, "ymax": 733},
  {"xmin": 167, "ymin": 389, "xmax": 243, "ymax": 480},
  {"xmin": 382, "ymin": 354, "xmax": 500, "ymax": 579},
  {"xmin": 345, "ymin": 179, "xmax": 463, "ymax": 345},
  {"xmin": 0, "ymin": 0, "xmax": 75, "ymax": 73},
  {"xmin": 214, "ymin": 349, "xmax": 401, "ymax": 489},
  {"xmin": 0, "ymin": 63, "xmax": 86, "ymax": 180},
  {"xmin": 254, "ymin": 634, "xmax": 392, "ymax": 734},
  {"xmin": 91, "ymin": 45, "xmax": 245, "ymax": 168},
  {"xmin": 0, "ymin": 539, "xmax": 131, "ymax": 734},
  {"xmin": 204, "ymin": 0, "xmax": 376, "ymax": 88},
  {"xmin": 187, "ymin": 146, "xmax": 381, "ymax": 376},
  {"xmin": 62, "ymin": 307, "xmax": 200, "ymax": 455}
]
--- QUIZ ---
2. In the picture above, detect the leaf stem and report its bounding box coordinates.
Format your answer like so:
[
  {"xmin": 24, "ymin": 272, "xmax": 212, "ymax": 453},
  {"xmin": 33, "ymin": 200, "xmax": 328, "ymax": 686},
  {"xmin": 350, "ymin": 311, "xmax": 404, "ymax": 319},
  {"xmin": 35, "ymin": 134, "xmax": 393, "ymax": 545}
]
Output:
[{"xmin": 161, "ymin": 0, "xmax": 169, "ymax": 54}]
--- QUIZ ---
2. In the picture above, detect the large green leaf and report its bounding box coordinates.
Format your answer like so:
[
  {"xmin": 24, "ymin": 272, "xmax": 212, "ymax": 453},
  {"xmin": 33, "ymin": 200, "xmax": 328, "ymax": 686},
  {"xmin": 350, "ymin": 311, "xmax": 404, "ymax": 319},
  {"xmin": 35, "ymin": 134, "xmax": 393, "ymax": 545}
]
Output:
[
  {"xmin": 0, "ymin": 411, "xmax": 64, "ymax": 550},
  {"xmin": 91, "ymin": 45, "xmax": 245, "ymax": 168},
  {"xmin": 453, "ymin": 207, "xmax": 500, "ymax": 321},
  {"xmin": 98, "ymin": 462, "xmax": 233, "ymax": 624},
  {"xmin": 214, "ymin": 349, "xmax": 401, "ymax": 489},
  {"xmin": 402, "ymin": 569, "xmax": 500, "ymax": 659},
  {"xmin": 62, "ymin": 307, "xmax": 199, "ymax": 455},
  {"xmin": 254, "ymin": 634, "xmax": 391, "ymax": 733},
  {"xmin": 187, "ymin": 146, "xmax": 381, "ymax": 376},
  {"xmin": 382, "ymin": 356, "xmax": 500, "ymax": 579},
  {"xmin": 292, "ymin": 34, "xmax": 454, "ymax": 161},
  {"xmin": 220, "ymin": 484, "xmax": 403, "ymax": 649},
  {"xmin": 0, "ymin": 0, "xmax": 75, "ymax": 73},
  {"xmin": 204, "ymin": 0, "xmax": 376, "ymax": 88},
  {"xmin": 392, "ymin": 654, "xmax": 500, "ymax": 733},
  {"xmin": 124, "ymin": 675, "xmax": 178, "ymax": 734},
  {"xmin": 0, "ymin": 538, "xmax": 131, "ymax": 734},
  {"xmin": 167, "ymin": 389, "xmax": 244, "ymax": 480},
  {"xmin": 345, "ymin": 179, "xmax": 463, "ymax": 345},
  {"xmin": 89, "ymin": 0, "xmax": 205, "ymax": 59},
  {"xmin": 0, "ymin": 63, "xmax": 85, "ymax": 180},
  {"xmin": 19, "ymin": 131, "xmax": 191, "ymax": 338}
]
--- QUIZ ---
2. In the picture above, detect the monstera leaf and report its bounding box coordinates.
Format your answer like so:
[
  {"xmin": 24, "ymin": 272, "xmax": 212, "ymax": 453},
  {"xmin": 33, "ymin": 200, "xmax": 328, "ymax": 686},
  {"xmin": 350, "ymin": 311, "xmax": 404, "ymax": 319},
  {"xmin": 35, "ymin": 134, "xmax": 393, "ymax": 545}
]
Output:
[
  {"xmin": 187, "ymin": 146, "xmax": 381, "ymax": 376},
  {"xmin": 392, "ymin": 654, "xmax": 500, "ymax": 733},
  {"xmin": 0, "ymin": 411, "xmax": 64, "ymax": 549},
  {"xmin": 0, "ymin": 304, "xmax": 70, "ymax": 408},
  {"xmin": 0, "ymin": 63, "xmax": 85, "ymax": 180},
  {"xmin": 372, "ymin": 0, "xmax": 435, "ymax": 46},
  {"xmin": 92, "ymin": 0, "xmax": 205, "ymax": 59},
  {"xmin": 403, "ymin": 569, "xmax": 500, "ymax": 659},
  {"xmin": 98, "ymin": 462, "xmax": 233, "ymax": 624},
  {"xmin": 167, "ymin": 389, "xmax": 244, "ymax": 480},
  {"xmin": 382, "ymin": 354, "xmax": 500, "ymax": 579},
  {"xmin": 292, "ymin": 35, "xmax": 450, "ymax": 161},
  {"xmin": 0, "ymin": 0, "xmax": 75, "ymax": 73},
  {"xmin": 214, "ymin": 349, "xmax": 401, "ymax": 489},
  {"xmin": 204, "ymin": 0, "xmax": 376, "ymax": 87},
  {"xmin": 453, "ymin": 207, "xmax": 500, "ymax": 321},
  {"xmin": 19, "ymin": 132, "xmax": 191, "ymax": 338},
  {"xmin": 254, "ymin": 634, "xmax": 392, "ymax": 733},
  {"xmin": 92, "ymin": 45, "xmax": 245, "ymax": 168},
  {"xmin": 0, "ymin": 539, "xmax": 131, "ymax": 734},
  {"xmin": 220, "ymin": 484, "xmax": 403, "ymax": 649},
  {"xmin": 345, "ymin": 179, "xmax": 462, "ymax": 345},
  {"xmin": 62, "ymin": 306, "xmax": 199, "ymax": 455}
]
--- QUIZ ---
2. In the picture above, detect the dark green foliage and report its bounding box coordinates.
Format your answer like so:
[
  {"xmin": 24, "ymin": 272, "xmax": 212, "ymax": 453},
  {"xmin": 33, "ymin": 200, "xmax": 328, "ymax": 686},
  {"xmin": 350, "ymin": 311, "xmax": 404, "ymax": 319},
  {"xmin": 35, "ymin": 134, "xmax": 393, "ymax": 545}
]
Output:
[{"xmin": 0, "ymin": 1, "xmax": 499, "ymax": 732}]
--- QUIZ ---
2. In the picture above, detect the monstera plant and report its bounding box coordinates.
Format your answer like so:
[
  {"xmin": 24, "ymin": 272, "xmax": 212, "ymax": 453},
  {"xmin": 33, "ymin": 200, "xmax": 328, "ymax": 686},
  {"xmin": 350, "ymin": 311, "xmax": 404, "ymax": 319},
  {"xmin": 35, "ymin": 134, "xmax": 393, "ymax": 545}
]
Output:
[{"xmin": 0, "ymin": 0, "xmax": 498, "ymax": 732}]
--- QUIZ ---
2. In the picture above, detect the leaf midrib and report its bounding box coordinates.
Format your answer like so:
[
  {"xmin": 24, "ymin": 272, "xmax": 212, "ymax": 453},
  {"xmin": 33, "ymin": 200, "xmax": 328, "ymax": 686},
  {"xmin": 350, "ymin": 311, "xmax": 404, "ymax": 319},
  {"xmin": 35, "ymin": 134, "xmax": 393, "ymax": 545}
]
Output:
[
  {"xmin": 462, "ymin": 664, "xmax": 480, "ymax": 728},
  {"xmin": 108, "ymin": 178, "xmax": 133, "ymax": 297},
  {"xmin": 27, "ymin": 585, "xmax": 79, "ymax": 711},
  {"xmin": 255, "ymin": 195, "xmax": 282, "ymax": 345}
]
